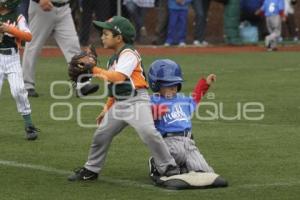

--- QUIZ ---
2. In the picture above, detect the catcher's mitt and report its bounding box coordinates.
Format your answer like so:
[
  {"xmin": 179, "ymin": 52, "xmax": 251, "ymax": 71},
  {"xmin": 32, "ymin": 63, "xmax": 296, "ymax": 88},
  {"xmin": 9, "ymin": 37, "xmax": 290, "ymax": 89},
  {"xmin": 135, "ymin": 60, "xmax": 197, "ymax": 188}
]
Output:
[{"xmin": 68, "ymin": 45, "xmax": 98, "ymax": 83}]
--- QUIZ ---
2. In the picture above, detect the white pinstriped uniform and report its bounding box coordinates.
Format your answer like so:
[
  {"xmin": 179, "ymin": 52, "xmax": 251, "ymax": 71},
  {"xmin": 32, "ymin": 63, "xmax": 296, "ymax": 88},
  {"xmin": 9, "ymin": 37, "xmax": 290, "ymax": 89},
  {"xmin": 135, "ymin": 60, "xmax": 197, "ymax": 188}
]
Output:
[
  {"xmin": 164, "ymin": 136, "xmax": 214, "ymax": 172},
  {"xmin": 151, "ymin": 94, "xmax": 214, "ymax": 173},
  {"xmin": 0, "ymin": 15, "xmax": 31, "ymax": 115}
]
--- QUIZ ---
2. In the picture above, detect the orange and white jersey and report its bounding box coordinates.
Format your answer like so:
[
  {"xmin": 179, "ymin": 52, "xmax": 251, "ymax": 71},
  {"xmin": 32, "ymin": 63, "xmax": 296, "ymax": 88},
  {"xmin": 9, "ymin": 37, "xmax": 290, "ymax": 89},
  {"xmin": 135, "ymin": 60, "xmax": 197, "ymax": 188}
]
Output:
[
  {"xmin": 109, "ymin": 48, "xmax": 148, "ymax": 89},
  {"xmin": 3, "ymin": 14, "xmax": 31, "ymax": 36}
]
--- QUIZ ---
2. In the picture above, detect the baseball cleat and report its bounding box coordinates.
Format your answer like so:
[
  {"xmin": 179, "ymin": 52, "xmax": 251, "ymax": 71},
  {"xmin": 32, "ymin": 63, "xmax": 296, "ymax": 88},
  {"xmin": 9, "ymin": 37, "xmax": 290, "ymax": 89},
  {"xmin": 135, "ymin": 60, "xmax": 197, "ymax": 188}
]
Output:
[
  {"xmin": 68, "ymin": 167, "xmax": 98, "ymax": 181},
  {"xmin": 25, "ymin": 125, "xmax": 39, "ymax": 140},
  {"xmin": 27, "ymin": 89, "xmax": 39, "ymax": 97},
  {"xmin": 148, "ymin": 157, "xmax": 160, "ymax": 179},
  {"xmin": 163, "ymin": 165, "xmax": 180, "ymax": 177}
]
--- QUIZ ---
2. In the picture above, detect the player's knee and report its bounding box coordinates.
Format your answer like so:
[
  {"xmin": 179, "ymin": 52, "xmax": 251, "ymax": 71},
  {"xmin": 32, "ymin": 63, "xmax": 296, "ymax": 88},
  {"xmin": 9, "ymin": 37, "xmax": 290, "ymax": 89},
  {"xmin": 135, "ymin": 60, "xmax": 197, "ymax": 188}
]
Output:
[
  {"xmin": 92, "ymin": 128, "xmax": 114, "ymax": 144},
  {"xmin": 11, "ymin": 88, "xmax": 26, "ymax": 100}
]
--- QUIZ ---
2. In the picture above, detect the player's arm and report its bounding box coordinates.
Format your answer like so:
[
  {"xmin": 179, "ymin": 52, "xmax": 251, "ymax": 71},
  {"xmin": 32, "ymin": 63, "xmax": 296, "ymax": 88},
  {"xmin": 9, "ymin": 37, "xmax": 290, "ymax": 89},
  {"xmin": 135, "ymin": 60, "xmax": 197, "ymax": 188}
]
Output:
[
  {"xmin": 92, "ymin": 50, "xmax": 138, "ymax": 82},
  {"xmin": 1, "ymin": 15, "xmax": 32, "ymax": 42},
  {"xmin": 92, "ymin": 67, "xmax": 126, "ymax": 82},
  {"xmin": 192, "ymin": 74, "xmax": 216, "ymax": 104},
  {"xmin": 255, "ymin": 1, "xmax": 265, "ymax": 16},
  {"xmin": 96, "ymin": 97, "xmax": 115, "ymax": 125},
  {"xmin": 278, "ymin": 0, "xmax": 286, "ymax": 21},
  {"xmin": 255, "ymin": 8, "xmax": 264, "ymax": 16}
]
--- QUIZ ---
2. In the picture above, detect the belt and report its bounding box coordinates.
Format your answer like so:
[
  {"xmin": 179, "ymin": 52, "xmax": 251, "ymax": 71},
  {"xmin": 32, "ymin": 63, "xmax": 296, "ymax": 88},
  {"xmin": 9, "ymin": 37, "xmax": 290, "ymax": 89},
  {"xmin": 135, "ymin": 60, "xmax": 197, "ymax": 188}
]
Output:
[
  {"xmin": 114, "ymin": 90, "xmax": 138, "ymax": 101},
  {"xmin": 163, "ymin": 131, "xmax": 193, "ymax": 139},
  {"xmin": 0, "ymin": 48, "xmax": 18, "ymax": 55},
  {"xmin": 32, "ymin": 0, "xmax": 70, "ymax": 7},
  {"xmin": 52, "ymin": 1, "xmax": 70, "ymax": 7}
]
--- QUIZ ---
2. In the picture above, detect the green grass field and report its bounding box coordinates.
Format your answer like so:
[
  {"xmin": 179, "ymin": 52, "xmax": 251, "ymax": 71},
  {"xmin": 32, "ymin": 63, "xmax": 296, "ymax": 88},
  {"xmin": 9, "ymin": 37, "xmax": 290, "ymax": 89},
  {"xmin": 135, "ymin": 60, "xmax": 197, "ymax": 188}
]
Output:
[{"xmin": 0, "ymin": 51, "xmax": 299, "ymax": 200}]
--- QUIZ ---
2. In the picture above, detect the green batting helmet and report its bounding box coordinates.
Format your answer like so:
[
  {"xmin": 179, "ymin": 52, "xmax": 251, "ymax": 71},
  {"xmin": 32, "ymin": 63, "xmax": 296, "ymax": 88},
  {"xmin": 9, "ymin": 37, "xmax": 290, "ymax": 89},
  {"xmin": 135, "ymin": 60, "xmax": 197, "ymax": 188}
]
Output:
[{"xmin": 0, "ymin": 0, "xmax": 21, "ymax": 9}]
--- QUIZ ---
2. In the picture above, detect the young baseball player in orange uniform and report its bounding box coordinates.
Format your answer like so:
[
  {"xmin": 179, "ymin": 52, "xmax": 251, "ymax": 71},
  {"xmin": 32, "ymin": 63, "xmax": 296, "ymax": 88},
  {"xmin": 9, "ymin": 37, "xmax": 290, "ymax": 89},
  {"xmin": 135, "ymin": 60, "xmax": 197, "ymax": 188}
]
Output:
[
  {"xmin": 68, "ymin": 16, "xmax": 179, "ymax": 181},
  {"xmin": 0, "ymin": 0, "xmax": 39, "ymax": 140}
]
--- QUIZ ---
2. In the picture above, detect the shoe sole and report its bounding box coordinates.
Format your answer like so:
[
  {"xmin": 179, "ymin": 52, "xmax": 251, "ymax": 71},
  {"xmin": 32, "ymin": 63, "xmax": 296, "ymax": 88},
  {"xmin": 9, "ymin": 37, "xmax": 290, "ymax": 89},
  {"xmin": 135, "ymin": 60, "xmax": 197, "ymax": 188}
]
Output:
[
  {"xmin": 26, "ymin": 136, "xmax": 38, "ymax": 141},
  {"xmin": 68, "ymin": 175, "xmax": 98, "ymax": 181},
  {"xmin": 27, "ymin": 93, "xmax": 39, "ymax": 97},
  {"xmin": 26, "ymin": 133, "xmax": 38, "ymax": 141}
]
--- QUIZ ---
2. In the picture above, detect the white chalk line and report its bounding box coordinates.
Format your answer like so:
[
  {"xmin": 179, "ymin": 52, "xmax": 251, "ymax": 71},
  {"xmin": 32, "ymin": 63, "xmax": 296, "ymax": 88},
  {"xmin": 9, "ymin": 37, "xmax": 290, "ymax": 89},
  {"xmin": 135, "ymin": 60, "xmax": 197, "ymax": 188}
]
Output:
[
  {"xmin": 237, "ymin": 181, "xmax": 300, "ymax": 189},
  {"xmin": 1, "ymin": 159, "xmax": 299, "ymax": 190},
  {"xmin": 0, "ymin": 160, "xmax": 162, "ymax": 191}
]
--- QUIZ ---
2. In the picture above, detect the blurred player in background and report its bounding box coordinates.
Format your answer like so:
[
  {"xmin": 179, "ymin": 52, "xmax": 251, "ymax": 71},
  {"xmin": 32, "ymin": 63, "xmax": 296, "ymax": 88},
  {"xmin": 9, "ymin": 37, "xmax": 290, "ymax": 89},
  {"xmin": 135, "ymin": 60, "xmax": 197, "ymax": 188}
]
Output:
[
  {"xmin": 22, "ymin": 0, "xmax": 98, "ymax": 97},
  {"xmin": 0, "ymin": 0, "xmax": 39, "ymax": 140},
  {"xmin": 256, "ymin": 0, "xmax": 286, "ymax": 51}
]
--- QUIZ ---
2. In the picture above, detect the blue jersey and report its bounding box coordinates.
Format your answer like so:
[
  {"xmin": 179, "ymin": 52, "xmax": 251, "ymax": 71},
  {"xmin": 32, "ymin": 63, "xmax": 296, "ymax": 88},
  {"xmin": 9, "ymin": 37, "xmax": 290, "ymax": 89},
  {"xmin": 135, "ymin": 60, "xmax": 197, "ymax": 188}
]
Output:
[
  {"xmin": 262, "ymin": 0, "xmax": 285, "ymax": 16},
  {"xmin": 150, "ymin": 94, "xmax": 196, "ymax": 136}
]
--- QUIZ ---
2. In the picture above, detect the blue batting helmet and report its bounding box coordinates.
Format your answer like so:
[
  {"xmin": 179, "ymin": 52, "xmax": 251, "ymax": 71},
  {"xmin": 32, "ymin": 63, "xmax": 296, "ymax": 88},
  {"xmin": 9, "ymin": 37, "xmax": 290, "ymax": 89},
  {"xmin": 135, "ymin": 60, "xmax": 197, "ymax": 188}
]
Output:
[{"xmin": 148, "ymin": 59, "xmax": 183, "ymax": 92}]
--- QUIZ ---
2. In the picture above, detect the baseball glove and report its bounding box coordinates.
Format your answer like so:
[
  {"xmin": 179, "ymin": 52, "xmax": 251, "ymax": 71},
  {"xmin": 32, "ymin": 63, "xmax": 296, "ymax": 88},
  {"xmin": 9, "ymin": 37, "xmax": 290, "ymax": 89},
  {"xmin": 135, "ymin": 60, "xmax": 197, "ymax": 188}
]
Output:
[{"xmin": 68, "ymin": 45, "xmax": 98, "ymax": 83}]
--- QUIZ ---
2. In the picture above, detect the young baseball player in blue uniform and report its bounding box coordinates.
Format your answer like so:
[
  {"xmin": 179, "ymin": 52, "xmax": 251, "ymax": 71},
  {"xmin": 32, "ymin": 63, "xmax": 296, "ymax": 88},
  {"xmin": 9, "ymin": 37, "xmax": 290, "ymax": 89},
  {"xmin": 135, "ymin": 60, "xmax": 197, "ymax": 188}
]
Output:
[
  {"xmin": 255, "ymin": 0, "xmax": 286, "ymax": 51},
  {"xmin": 0, "ymin": 0, "xmax": 39, "ymax": 140},
  {"xmin": 147, "ymin": 59, "xmax": 217, "ymax": 178},
  {"xmin": 68, "ymin": 16, "xmax": 180, "ymax": 181}
]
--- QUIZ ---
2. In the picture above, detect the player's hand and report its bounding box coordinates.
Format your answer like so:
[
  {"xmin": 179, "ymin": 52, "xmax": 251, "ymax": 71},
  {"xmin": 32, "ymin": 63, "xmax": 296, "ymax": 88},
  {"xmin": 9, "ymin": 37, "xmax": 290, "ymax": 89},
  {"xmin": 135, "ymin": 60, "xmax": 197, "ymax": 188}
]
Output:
[
  {"xmin": 206, "ymin": 74, "xmax": 216, "ymax": 85},
  {"xmin": 39, "ymin": 0, "xmax": 53, "ymax": 11},
  {"xmin": 281, "ymin": 16, "xmax": 287, "ymax": 22},
  {"xmin": 254, "ymin": 9, "xmax": 261, "ymax": 16},
  {"xmin": 96, "ymin": 111, "xmax": 106, "ymax": 125},
  {"xmin": 0, "ymin": 23, "xmax": 8, "ymax": 33}
]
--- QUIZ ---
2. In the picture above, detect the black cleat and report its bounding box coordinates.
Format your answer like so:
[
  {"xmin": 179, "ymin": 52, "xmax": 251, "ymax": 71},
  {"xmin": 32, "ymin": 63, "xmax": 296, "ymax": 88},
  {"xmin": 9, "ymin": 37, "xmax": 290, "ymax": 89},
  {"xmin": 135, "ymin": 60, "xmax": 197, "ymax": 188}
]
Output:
[
  {"xmin": 149, "ymin": 157, "xmax": 180, "ymax": 178},
  {"xmin": 25, "ymin": 125, "xmax": 39, "ymax": 140},
  {"xmin": 148, "ymin": 157, "xmax": 160, "ymax": 179},
  {"xmin": 27, "ymin": 89, "xmax": 39, "ymax": 97},
  {"xmin": 68, "ymin": 167, "xmax": 98, "ymax": 181},
  {"xmin": 212, "ymin": 176, "xmax": 229, "ymax": 188},
  {"xmin": 77, "ymin": 83, "xmax": 99, "ymax": 97},
  {"xmin": 163, "ymin": 165, "xmax": 180, "ymax": 177}
]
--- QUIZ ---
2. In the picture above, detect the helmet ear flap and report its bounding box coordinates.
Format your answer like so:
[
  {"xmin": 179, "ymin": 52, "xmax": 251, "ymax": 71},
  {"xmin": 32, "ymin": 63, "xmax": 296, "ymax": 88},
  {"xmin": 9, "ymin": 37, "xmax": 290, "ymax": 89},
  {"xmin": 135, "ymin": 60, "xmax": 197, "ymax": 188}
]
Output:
[
  {"xmin": 150, "ymin": 81, "xmax": 160, "ymax": 92},
  {"xmin": 177, "ymin": 83, "xmax": 182, "ymax": 92}
]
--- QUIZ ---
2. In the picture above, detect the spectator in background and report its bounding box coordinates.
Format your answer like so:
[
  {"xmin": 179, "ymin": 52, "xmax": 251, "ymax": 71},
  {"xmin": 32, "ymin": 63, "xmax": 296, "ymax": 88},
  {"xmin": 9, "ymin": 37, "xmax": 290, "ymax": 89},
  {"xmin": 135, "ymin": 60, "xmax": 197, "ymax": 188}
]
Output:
[
  {"xmin": 192, "ymin": 0, "xmax": 211, "ymax": 46},
  {"xmin": 165, "ymin": 0, "xmax": 192, "ymax": 47},
  {"xmin": 152, "ymin": 0, "xmax": 169, "ymax": 45},
  {"xmin": 240, "ymin": 0, "xmax": 266, "ymax": 39},
  {"xmin": 123, "ymin": 0, "xmax": 155, "ymax": 43},
  {"xmin": 255, "ymin": 0, "xmax": 286, "ymax": 51},
  {"xmin": 283, "ymin": 0, "xmax": 299, "ymax": 41},
  {"xmin": 79, "ymin": 0, "xmax": 111, "ymax": 46}
]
